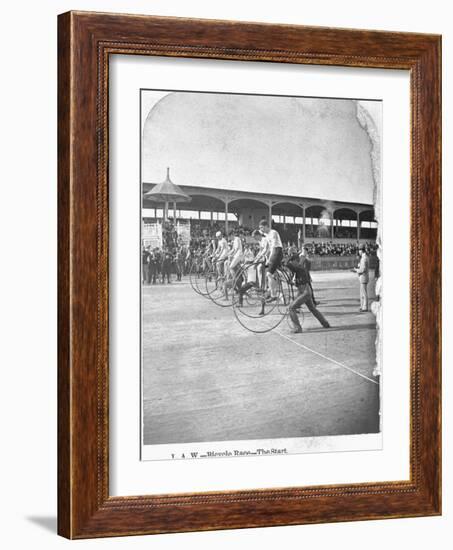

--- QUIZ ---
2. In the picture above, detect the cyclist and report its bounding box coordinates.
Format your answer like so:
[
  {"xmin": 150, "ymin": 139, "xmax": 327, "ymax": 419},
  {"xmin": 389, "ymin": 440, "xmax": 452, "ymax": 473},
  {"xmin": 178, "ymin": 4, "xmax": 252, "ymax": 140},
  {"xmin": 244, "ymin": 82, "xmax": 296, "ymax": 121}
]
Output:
[
  {"xmin": 237, "ymin": 229, "xmax": 268, "ymax": 307},
  {"xmin": 212, "ymin": 230, "xmax": 229, "ymax": 277},
  {"xmin": 257, "ymin": 219, "xmax": 283, "ymax": 303}
]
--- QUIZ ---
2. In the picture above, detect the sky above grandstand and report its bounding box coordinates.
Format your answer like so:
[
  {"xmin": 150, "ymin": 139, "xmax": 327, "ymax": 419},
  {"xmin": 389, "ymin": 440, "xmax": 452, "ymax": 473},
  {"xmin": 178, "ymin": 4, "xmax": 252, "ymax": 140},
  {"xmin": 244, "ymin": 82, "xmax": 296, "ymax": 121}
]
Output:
[{"xmin": 141, "ymin": 91, "xmax": 381, "ymax": 205}]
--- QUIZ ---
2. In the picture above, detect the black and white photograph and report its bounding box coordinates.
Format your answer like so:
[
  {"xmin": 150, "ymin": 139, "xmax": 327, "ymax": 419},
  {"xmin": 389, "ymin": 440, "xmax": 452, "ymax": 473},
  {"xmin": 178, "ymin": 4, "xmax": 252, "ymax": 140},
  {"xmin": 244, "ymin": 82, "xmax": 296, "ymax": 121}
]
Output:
[{"xmin": 140, "ymin": 89, "xmax": 382, "ymax": 461}]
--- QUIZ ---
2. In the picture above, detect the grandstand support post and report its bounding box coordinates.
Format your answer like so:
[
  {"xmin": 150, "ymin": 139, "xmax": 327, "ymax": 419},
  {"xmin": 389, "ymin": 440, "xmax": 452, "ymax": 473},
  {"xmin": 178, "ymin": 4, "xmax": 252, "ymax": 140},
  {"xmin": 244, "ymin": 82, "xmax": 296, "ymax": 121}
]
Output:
[
  {"xmin": 331, "ymin": 211, "xmax": 334, "ymax": 240},
  {"xmin": 357, "ymin": 211, "xmax": 360, "ymax": 241},
  {"xmin": 225, "ymin": 199, "xmax": 229, "ymax": 235},
  {"xmin": 173, "ymin": 201, "xmax": 177, "ymax": 222},
  {"xmin": 210, "ymin": 210, "xmax": 213, "ymax": 226},
  {"xmin": 268, "ymin": 201, "xmax": 272, "ymax": 227},
  {"xmin": 301, "ymin": 205, "xmax": 306, "ymax": 243}
]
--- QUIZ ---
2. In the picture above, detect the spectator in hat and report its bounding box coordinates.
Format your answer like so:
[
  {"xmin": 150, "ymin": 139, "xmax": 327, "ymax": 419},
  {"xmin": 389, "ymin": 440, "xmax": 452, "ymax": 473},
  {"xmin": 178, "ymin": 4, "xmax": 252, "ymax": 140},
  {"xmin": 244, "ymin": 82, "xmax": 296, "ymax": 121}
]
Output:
[
  {"xmin": 148, "ymin": 249, "xmax": 158, "ymax": 284},
  {"xmin": 142, "ymin": 246, "xmax": 150, "ymax": 284},
  {"xmin": 161, "ymin": 251, "xmax": 173, "ymax": 284}
]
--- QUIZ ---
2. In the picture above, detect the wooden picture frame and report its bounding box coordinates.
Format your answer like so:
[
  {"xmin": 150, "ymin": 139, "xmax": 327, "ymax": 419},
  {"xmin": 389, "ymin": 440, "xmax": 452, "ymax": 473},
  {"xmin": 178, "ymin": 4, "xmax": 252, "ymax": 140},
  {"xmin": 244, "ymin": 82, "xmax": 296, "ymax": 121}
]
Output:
[{"xmin": 58, "ymin": 11, "xmax": 441, "ymax": 539}]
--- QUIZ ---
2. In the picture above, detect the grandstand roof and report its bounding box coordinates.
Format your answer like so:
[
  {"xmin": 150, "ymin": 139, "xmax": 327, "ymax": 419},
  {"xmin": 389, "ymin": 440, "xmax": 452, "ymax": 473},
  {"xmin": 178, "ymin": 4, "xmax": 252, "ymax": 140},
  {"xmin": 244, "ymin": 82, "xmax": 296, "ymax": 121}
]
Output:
[{"xmin": 142, "ymin": 183, "xmax": 375, "ymax": 220}]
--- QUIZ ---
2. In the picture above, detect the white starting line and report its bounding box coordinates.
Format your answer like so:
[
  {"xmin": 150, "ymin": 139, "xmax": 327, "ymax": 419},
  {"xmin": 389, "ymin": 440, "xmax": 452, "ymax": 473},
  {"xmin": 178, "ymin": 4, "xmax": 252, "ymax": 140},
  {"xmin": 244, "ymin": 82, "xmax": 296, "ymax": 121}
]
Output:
[{"xmin": 275, "ymin": 328, "xmax": 380, "ymax": 386}]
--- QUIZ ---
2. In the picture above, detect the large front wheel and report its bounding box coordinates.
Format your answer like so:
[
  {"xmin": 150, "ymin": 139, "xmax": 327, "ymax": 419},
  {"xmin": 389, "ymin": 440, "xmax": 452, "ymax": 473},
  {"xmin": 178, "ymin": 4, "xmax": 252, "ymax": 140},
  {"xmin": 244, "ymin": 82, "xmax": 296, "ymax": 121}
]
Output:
[
  {"xmin": 232, "ymin": 264, "xmax": 293, "ymax": 333},
  {"xmin": 189, "ymin": 261, "xmax": 210, "ymax": 297}
]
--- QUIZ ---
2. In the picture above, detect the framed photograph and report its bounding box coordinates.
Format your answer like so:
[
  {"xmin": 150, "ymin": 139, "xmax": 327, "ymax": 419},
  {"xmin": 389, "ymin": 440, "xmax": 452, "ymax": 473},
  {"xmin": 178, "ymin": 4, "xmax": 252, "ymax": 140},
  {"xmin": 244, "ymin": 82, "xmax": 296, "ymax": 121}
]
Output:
[{"xmin": 58, "ymin": 11, "xmax": 441, "ymax": 539}]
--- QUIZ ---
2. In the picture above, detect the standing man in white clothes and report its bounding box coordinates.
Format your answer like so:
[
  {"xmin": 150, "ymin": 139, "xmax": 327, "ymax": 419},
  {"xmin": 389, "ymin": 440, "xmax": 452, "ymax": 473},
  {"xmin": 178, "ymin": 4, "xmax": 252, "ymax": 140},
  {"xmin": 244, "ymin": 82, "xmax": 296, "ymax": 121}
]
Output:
[{"xmin": 354, "ymin": 245, "xmax": 370, "ymax": 312}]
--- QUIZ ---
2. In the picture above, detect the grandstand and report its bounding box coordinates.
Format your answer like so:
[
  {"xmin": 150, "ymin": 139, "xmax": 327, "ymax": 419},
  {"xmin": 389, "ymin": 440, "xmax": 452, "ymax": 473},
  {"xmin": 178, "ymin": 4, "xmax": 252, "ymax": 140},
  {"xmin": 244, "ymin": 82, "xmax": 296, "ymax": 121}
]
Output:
[
  {"xmin": 142, "ymin": 182, "xmax": 377, "ymax": 246},
  {"xmin": 141, "ymin": 91, "xmax": 380, "ymax": 271}
]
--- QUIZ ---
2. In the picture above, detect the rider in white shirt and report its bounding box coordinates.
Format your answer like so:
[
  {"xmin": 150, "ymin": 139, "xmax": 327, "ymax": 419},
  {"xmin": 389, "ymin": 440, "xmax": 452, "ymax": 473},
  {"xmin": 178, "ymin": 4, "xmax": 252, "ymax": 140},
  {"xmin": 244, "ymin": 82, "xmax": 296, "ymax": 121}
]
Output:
[
  {"xmin": 213, "ymin": 230, "xmax": 229, "ymax": 276},
  {"xmin": 222, "ymin": 229, "xmax": 244, "ymax": 300},
  {"xmin": 229, "ymin": 230, "xmax": 244, "ymax": 271},
  {"xmin": 237, "ymin": 229, "xmax": 269, "ymax": 306},
  {"xmin": 258, "ymin": 219, "xmax": 283, "ymax": 301}
]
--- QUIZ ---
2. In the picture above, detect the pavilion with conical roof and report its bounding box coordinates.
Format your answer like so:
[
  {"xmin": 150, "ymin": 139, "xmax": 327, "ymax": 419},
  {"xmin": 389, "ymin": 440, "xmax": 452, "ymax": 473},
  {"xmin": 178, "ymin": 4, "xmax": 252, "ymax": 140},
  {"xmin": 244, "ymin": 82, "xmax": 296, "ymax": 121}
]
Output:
[{"xmin": 144, "ymin": 167, "xmax": 191, "ymax": 221}]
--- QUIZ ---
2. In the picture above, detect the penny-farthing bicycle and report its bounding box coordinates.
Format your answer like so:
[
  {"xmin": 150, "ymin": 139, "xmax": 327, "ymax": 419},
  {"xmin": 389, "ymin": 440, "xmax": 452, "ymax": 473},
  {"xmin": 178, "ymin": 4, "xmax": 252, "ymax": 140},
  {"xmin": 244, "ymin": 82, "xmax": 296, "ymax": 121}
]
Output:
[
  {"xmin": 232, "ymin": 261, "xmax": 300, "ymax": 333},
  {"xmin": 189, "ymin": 256, "xmax": 211, "ymax": 298}
]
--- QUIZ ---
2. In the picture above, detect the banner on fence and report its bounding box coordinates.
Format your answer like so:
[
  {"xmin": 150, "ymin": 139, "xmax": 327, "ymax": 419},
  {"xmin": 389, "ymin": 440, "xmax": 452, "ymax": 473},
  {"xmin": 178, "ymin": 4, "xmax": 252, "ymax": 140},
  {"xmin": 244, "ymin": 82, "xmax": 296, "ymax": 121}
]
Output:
[{"xmin": 142, "ymin": 222, "xmax": 162, "ymax": 249}]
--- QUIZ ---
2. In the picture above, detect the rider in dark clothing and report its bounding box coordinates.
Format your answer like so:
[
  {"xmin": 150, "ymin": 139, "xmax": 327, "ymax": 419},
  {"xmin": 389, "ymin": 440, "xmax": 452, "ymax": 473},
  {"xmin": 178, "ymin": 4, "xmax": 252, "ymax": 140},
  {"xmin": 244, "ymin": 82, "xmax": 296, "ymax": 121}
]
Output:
[{"xmin": 299, "ymin": 247, "xmax": 318, "ymax": 305}]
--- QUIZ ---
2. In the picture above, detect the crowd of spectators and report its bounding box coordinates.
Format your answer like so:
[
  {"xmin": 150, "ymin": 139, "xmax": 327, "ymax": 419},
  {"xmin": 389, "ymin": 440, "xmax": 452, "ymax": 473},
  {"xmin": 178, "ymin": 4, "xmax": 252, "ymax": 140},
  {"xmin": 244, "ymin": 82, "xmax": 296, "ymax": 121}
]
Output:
[
  {"xmin": 303, "ymin": 241, "xmax": 378, "ymax": 257},
  {"xmin": 273, "ymin": 223, "xmax": 376, "ymax": 244}
]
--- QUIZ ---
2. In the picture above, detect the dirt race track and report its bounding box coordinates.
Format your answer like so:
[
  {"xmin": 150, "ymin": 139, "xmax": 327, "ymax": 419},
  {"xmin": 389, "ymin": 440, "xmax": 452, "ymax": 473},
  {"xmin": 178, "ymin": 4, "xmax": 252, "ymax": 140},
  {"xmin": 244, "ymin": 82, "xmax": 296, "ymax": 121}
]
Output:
[{"xmin": 142, "ymin": 270, "xmax": 380, "ymax": 446}]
